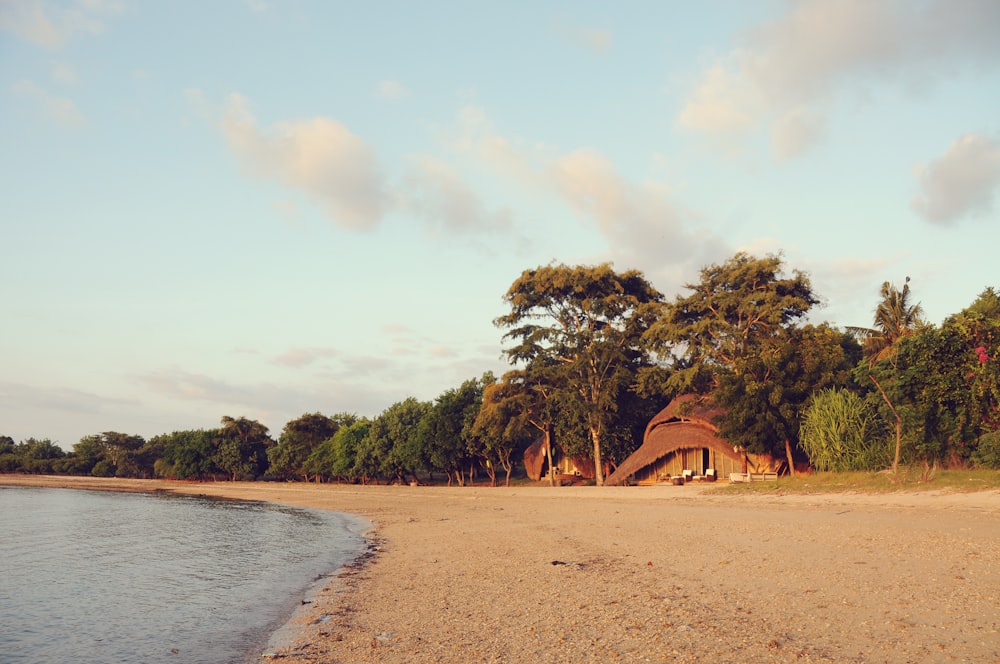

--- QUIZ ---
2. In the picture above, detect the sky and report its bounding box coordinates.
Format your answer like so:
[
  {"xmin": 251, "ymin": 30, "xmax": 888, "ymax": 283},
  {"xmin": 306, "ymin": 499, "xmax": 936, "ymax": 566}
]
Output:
[{"xmin": 2, "ymin": 0, "xmax": 998, "ymax": 450}]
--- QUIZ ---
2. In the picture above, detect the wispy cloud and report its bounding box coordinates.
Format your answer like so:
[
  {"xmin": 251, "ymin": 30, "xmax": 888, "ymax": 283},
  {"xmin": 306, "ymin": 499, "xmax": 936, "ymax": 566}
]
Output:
[
  {"xmin": 271, "ymin": 347, "xmax": 338, "ymax": 368},
  {"xmin": 0, "ymin": 381, "xmax": 132, "ymax": 413},
  {"xmin": 0, "ymin": 0, "xmax": 123, "ymax": 49},
  {"xmin": 191, "ymin": 91, "xmax": 525, "ymax": 240},
  {"xmin": 399, "ymin": 155, "xmax": 514, "ymax": 237},
  {"xmin": 911, "ymin": 133, "xmax": 1000, "ymax": 225},
  {"xmin": 554, "ymin": 18, "xmax": 613, "ymax": 54},
  {"xmin": 377, "ymin": 79, "xmax": 409, "ymax": 100},
  {"xmin": 451, "ymin": 104, "xmax": 728, "ymax": 293},
  {"xmin": 677, "ymin": 0, "xmax": 1000, "ymax": 159},
  {"xmin": 219, "ymin": 92, "xmax": 390, "ymax": 230},
  {"xmin": 11, "ymin": 79, "xmax": 85, "ymax": 127}
]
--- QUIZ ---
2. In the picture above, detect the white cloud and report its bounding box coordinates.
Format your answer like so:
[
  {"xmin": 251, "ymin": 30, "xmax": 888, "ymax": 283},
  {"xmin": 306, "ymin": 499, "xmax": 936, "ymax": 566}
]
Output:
[
  {"xmin": 377, "ymin": 79, "xmax": 409, "ymax": 100},
  {"xmin": 51, "ymin": 61, "xmax": 78, "ymax": 85},
  {"xmin": 555, "ymin": 19, "xmax": 613, "ymax": 54},
  {"xmin": 271, "ymin": 347, "xmax": 338, "ymax": 368},
  {"xmin": 450, "ymin": 104, "xmax": 727, "ymax": 291},
  {"xmin": 11, "ymin": 79, "xmax": 85, "ymax": 127},
  {"xmin": 911, "ymin": 133, "xmax": 1000, "ymax": 225},
  {"xmin": 219, "ymin": 93, "xmax": 389, "ymax": 230},
  {"xmin": 195, "ymin": 92, "xmax": 516, "ymax": 238},
  {"xmin": 0, "ymin": 0, "xmax": 121, "ymax": 49},
  {"xmin": 677, "ymin": 0, "xmax": 1000, "ymax": 159},
  {"xmin": 770, "ymin": 106, "xmax": 826, "ymax": 161},
  {"xmin": 400, "ymin": 156, "xmax": 513, "ymax": 236}
]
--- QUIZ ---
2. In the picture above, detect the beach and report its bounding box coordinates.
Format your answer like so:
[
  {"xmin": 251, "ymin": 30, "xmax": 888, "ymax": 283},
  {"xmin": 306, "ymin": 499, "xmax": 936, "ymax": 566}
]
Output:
[{"xmin": 3, "ymin": 476, "xmax": 999, "ymax": 663}]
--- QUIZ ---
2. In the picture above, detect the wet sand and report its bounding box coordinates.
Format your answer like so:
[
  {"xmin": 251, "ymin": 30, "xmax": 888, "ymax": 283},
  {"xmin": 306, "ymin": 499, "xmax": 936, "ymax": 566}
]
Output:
[{"xmin": 3, "ymin": 475, "xmax": 999, "ymax": 663}]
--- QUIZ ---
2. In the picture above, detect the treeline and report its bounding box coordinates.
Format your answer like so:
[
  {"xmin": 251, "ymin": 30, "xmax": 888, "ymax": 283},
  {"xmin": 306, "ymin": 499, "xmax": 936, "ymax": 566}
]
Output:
[{"xmin": 4, "ymin": 253, "xmax": 999, "ymax": 483}]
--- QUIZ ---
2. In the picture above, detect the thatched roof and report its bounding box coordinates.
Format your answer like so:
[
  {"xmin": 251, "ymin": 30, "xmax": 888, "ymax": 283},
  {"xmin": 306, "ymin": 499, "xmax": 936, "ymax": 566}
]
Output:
[
  {"xmin": 523, "ymin": 436, "xmax": 600, "ymax": 481},
  {"xmin": 524, "ymin": 436, "xmax": 546, "ymax": 481},
  {"xmin": 642, "ymin": 393, "xmax": 724, "ymax": 440},
  {"xmin": 605, "ymin": 394, "xmax": 736, "ymax": 486}
]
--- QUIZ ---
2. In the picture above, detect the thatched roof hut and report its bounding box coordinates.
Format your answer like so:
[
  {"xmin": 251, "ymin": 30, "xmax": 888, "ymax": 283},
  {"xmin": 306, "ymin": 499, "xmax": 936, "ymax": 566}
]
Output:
[
  {"xmin": 605, "ymin": 394, "xmax": 743, "ymax": 486},
  {"xmin": 523, "ymin": 436, "xmax": 600, "ymax": 482}
]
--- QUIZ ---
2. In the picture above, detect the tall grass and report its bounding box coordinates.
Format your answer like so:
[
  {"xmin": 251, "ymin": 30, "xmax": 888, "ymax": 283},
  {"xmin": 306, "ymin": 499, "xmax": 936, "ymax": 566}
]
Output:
[{"xmin": 799, "ymin": 388, "xmax": 892, "ymax": 472}]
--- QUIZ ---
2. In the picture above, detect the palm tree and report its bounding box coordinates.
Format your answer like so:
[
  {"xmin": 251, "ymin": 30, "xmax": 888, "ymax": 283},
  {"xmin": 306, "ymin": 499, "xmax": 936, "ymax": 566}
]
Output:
[{"xmin": 848, "ymin": 278, "xmax": 925, "ymax": 472}]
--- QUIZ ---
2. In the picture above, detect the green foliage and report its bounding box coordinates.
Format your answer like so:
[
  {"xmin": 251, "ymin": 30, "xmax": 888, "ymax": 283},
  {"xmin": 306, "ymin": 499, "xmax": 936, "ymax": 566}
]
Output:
[
  {"xmin": 866, "ymin": 288, "xmax": 1000, "ymax": 466},
  {"xmin": 496, "ymin": 262, "xmax": 663, "ymax": 484},
  {"xmin": 971, "ymin": 430, "xmax": 1000, "ymax": 469},
  {"xmin": 472, "ymin": 376, "xmax": 536, "ymax": 485},
  {"xmin": 716, "ymin": 324, "xmax": 861, "ymax": 459},
  {"xmin": 355, "ymin": 398, "xmax": 430, "ymax": 483},
  {"xmin": 267, "ymin": 412, "xmax": 342, "ymax": 480},
  {"xmin": 799, "ymin": 388, "xmax": 892, "ymax": 472},
  {"xmin": 303, "ymin": 418, "xmax": 370, "ymax": 481},
  {"xmin": 418, "ymin": 375, "xmax": 492, "ymax": 485},
  {"xmin": 646, "ymin": 252, "xmax": 818, "ymax": 392},
  {"xmin": 214, "ymin": 416, "xmax": 274, "ymax": 481},
  {"xmin": 154, "ymin": 429, "xmax": 218, "ymax": 479}
]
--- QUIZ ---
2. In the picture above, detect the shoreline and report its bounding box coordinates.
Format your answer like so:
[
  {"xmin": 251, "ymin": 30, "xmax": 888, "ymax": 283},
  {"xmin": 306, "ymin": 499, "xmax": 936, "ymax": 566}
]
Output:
[{"xmin": 4, "ymin": 475, "xmax": 1000, "ymax": 662}]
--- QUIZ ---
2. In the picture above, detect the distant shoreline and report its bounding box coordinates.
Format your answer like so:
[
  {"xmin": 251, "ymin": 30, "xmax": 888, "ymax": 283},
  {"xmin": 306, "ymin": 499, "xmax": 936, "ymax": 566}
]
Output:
[{"xmin": 4, "ymin": 475, "xmax": 1000, "ymax": 663}]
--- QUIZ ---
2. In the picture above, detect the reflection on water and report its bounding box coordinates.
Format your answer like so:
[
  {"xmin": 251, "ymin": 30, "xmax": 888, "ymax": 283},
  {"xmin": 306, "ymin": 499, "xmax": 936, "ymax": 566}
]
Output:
[{"xmin": 0, "ymin": 486, "xmax": 365, "ymax": 664}]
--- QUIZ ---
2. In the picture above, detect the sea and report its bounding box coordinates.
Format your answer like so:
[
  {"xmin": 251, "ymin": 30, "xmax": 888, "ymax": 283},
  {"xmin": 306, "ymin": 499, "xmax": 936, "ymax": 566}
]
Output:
[{"xmin": 0, "ymin": 485, "xmax": 368, "ymax": 664}]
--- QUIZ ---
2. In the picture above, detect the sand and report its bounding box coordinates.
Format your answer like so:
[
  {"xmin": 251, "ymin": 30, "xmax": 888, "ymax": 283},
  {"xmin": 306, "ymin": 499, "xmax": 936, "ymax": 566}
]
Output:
[{"xmin": 3, "ymin": 475, "xmax": 999, "ymax": 663}]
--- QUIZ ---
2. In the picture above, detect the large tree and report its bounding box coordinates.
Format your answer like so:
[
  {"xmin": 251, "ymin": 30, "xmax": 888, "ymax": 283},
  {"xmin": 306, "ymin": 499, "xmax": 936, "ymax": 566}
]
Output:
[
  {"xmin": 267, "ymin": 412, "xmax": 342, "ymax": 481},
  {"xmin": 473, "ymin": 374, "xmax": 542, "ymax": 486},
  {"xmin": 887, "ymin": 288, "xmax": 1000, "ymax": 465},
  {"xmin": 848, "ymin": 278, "xmax": 926, "ymax": 472},
  {"xmin": 715, "ymin": 324, "xmax": 861, "ymax": 473},
  {"xmin": 215, "ymin": 416, "xmax": 274, "ymax": 481},
  {"xmin": 153, "ymin": 429, "xmax": 219, "ymax": 479},
  {"xmin": 645, "ymin": 252, "xmax": 818, "ymax": 392},
  {"xmin": 645, "ymin": 253, "xmax": 819, "ymax": 470},
  {"xmin": 495, "ymin": 263, "xmax": 663, "ymax": 485}
]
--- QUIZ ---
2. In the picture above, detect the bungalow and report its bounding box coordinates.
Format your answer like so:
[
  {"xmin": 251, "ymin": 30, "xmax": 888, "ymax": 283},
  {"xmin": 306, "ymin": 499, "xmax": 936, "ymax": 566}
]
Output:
[
  {"xmin": 604, "ymin": 394, "xmax": 776, "ymax": 486},
  {"xmin": 523, "ymin": 436, "xmax": 607, "ymax": 483}
]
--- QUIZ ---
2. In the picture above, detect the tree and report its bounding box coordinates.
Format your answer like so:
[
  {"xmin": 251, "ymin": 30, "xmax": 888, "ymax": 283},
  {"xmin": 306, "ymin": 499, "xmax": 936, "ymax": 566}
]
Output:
[
  {"xmin": 714, "ymin": 324, "xmax": 860, "ymax": 473},
  {"xmin": 357, "ymin": 398, "xmax": 430, "ymax": 484},
  {"xmin": 645, "ymin": 253, "xmax": 819, "ymax": 471},
  {"xmin": 473, "ymin": 376, "xmax": 537, "ymax": 486},
  {"xmin": 646, "ymin": 252, "xmax": 818, "ymax": 392},
  {"xmin": 11, "ymin": 438, "xmax": 66, "ymax": 474},
  {"xmin": 214, "ymin": 416, "xmax": 274, "ymax": 481},
  {"xmin": 887, "ymin": 289, "xmax": 1000, "ymax": 465},
  {"xmin": 154, "ymin": 429, "xmax": 219, "ymax": 479},
  {"xmin": 267, "ymin": 413, "xmax": 342, "ymax": 481},
  {"xmin": 304, "ymin": 417, "xmax": 368, "ymax": 482},
  {"xmin": 418, "ymin": 375, "xmax": 492, "ymax": 486},
  {"xmin": 848, "ymin": 278, "xmax": 926, "ymax": 472},
  {"xmin": 496, "ymin": 263, "xmax": 663, "ymax": 485}
]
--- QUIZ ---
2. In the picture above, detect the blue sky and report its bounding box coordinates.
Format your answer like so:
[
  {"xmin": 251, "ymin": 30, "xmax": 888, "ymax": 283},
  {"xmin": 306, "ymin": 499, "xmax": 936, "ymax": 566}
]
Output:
[{"xmin": 2, "ymin": 0, "xmax": 998, "ymax": 449}]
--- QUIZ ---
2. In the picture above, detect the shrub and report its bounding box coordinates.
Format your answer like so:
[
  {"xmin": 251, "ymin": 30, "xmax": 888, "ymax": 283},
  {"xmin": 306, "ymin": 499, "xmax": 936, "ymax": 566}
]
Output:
[
  {"xmin": 972, "ymin": 430, "xmax": 1000, "ymax": 469},
  {"xmin": 799, "ymin": 388, "xmax": 892, "ymax": 472}
]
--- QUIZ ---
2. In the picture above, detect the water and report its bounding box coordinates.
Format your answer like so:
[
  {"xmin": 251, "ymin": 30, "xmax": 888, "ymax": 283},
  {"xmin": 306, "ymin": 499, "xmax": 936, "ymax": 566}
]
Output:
[{"xmin": 0, "ymin": 486, "xmax": 367, "ymax": 663}]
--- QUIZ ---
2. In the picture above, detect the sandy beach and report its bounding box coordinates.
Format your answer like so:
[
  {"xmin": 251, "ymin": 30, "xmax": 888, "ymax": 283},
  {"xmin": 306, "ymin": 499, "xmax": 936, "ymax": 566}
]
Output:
[{"xmin": 3, "ymin": 476, "xmax": 999, "ymax": 663}]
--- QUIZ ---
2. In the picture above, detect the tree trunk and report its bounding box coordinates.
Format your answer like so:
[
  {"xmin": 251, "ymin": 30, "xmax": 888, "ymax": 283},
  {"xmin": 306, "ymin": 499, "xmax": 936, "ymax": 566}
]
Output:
[
  {"xmin": 545, "ymin": 423, "xmax": 555, "ymax": 487},
  {"xmin": 784, "ymin": 438, "xmax": 796, "ymax": 477},
  {"xmin": 590, "ymin": 425, "xmax": 604, "ymax": 486},
  {"xmin": 869, "ymin": 373, "xmax": 902, "ymax": 473}
]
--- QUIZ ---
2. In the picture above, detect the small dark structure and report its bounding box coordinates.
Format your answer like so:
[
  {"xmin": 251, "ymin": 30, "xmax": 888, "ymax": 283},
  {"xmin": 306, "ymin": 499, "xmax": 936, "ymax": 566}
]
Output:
[{"xmin": 523, "ymin": 437, "xmax": 603, "ymax": 482}]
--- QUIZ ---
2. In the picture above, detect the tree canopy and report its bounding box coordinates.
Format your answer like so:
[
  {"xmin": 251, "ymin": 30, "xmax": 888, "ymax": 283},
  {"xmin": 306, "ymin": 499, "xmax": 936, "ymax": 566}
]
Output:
[{"xmin": 495, "ymin": 263, "xmax": 663, "ymax": 485}]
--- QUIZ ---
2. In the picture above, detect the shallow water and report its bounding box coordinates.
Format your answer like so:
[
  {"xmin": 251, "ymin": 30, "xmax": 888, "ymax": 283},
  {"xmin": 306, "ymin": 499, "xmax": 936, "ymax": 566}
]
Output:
[{"xmin": 0, "ymin": 486, "xmax": 366, "ymax": 663}]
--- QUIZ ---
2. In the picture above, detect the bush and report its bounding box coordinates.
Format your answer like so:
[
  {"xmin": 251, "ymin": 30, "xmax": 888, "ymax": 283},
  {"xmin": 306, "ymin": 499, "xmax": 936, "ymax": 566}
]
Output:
[
  {"xmin": 799, "ymin": 388, "xmax": 892, "ymax": 472},
  {"xmin": 972, "ymin": 430, "xmax": 1000, "ymax": 469}
]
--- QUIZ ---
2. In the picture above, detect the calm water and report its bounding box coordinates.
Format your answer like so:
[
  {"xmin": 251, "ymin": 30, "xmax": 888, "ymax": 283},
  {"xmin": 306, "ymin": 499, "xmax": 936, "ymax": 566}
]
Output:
[{"xmin": 0, "ymin": 486, "xmax": 367, "ymax": 664}]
